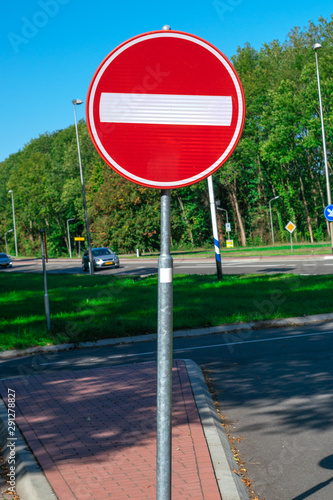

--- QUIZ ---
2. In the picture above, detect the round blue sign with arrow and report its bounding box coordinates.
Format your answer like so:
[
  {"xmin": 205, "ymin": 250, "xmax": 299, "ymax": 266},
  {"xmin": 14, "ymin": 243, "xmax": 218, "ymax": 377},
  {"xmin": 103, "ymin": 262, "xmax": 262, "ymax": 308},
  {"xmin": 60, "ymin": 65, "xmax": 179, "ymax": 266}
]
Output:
[{"xmin": 324, "ymin": 205, "xmax": 333, "ymax": 221}]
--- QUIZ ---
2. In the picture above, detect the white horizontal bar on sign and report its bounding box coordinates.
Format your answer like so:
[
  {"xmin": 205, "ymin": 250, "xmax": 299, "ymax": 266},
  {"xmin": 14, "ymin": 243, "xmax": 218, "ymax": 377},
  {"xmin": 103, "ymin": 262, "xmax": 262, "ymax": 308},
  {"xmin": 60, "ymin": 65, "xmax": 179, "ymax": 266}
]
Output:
[{"xmin": 99, "ymin": 93, "xmax": 233, "ymax": 126}]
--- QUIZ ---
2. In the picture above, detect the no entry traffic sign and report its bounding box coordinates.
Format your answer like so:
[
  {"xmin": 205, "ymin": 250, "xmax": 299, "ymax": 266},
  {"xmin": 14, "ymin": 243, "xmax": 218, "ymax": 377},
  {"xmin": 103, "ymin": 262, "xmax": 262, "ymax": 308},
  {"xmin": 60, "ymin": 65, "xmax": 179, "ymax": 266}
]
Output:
[{"xmin": 86, "ymin": 30, "xmax": 245, "ymax": 189}]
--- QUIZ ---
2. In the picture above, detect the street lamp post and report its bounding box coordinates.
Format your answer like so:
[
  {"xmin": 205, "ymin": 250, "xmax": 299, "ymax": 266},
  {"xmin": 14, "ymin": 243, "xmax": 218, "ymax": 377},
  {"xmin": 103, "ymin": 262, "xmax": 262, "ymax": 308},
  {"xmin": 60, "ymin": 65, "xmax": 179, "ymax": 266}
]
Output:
[
  {"xmin": 313, "ymin": 43, "xmax": 333, "ymax": 253},
  {"xmin": 4, "ymin": 229, "xmax": 13, "ymax": 255},
  {"xmin": 269, "ymin": 196, "xmax": 280, "ymax": 247},
  {"xmin": 66, "ymin": 218, "xmax": 76, "ymax": 259},
  {"xmin": 40, "ymin": 228, "xmax": 51, "ymax": 331},
  {"xmin": 72, "ymin": 99, "xmax": 94, "ymax": 275},
  {"xmin": 8, "ymin": 190, "xmax": 18, "ymax": 257},
  {"xmin": 217, "ymin": 207, "xmax": 229, "ymax": 224},
  {"xmin": 217, "ymin": 207, "xmax": 231, "ymax": 241}
]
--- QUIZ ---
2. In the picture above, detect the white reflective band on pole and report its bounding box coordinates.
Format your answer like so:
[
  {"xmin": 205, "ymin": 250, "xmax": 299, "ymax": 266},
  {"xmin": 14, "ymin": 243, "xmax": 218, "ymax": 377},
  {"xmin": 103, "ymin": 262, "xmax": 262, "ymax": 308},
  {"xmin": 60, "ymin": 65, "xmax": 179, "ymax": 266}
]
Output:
[
  {"xmin": 100, "ymin": 93, "xmax": 233, "ymax": 126},
  {"xmin": 159, "ymin": 268, "xmax": 173, "ymax": 283}
]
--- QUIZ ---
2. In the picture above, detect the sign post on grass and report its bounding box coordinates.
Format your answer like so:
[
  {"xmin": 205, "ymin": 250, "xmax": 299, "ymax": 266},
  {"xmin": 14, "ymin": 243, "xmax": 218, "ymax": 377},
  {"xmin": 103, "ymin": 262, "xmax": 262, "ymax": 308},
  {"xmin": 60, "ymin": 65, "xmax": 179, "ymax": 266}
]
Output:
[
  {"xmin": 40, "ymin": 228, "xmax": 50, "ymax": 331},
  {"xmin": 74, "ymin": 237, "xmax": 85, "ymax": 257},
  {"xmin": 285, "ymin": 221, "xmax": 296, "ymax": 253},
  {"xmin": 86, "ymin": 26, "xmax": 245, "ymax": 499},
  {"xmin": 207, "ymin": 176, "xmax": 222, "ymax": 280}
]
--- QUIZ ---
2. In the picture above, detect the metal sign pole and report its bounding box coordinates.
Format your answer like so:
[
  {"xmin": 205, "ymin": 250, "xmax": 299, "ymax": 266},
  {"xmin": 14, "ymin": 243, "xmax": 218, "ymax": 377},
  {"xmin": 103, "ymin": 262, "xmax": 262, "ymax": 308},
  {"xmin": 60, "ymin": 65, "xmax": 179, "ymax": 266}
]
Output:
[
  {"xmin": 157, "ymin": 189, "xmax": 173, "ymax": 500},
  {"xmin": 207, "ymin": 176, "xmax": 222, "ymax": 280},
  {"xmin": 40, "ymin": 229, "xmax": 51, "ymax": 331},
  {"xmin": 290, "ymin": 232, "xmax": 293, "ymax": 254}
]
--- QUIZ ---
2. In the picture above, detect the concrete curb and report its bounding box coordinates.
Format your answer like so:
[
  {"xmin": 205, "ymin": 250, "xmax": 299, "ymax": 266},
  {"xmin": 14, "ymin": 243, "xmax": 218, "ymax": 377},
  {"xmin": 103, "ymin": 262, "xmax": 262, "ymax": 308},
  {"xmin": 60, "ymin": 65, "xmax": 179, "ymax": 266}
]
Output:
[
  {"xmin": 1, "ymin": 312, "xmax": 333, "ymax": 359},
  {"xmin": 0, "ymin": 399, "xmax": 56, "ymax": 500},
  {"xmin": 184, "ymin": 359, "xmax": 249, "ymax": 500}
]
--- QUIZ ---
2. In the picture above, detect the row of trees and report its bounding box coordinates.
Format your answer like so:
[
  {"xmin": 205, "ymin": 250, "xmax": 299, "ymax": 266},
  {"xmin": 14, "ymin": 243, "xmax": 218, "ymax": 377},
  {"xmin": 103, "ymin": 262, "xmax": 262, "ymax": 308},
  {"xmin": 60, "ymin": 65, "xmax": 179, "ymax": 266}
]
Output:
[{"xmin": 1, "ymin": 17, "xmax": 333, "ymax": 256}]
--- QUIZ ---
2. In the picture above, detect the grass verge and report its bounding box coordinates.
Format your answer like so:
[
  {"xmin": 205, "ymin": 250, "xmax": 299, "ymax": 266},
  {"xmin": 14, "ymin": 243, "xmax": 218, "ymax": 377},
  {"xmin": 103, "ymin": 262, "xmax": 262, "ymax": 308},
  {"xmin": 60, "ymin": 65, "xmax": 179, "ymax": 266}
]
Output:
[
  {"xmin": 122, "ymin": 242, "xmax": 332, "ymax": 259},
  {"xmin": 0, "ymin": 272, "xmax": 332, "ymax": 351}
]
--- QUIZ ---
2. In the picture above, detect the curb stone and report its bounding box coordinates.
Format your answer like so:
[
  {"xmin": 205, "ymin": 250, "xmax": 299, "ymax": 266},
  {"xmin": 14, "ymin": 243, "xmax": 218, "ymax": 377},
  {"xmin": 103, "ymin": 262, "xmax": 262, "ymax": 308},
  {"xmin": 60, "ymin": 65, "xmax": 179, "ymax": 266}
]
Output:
[
  {"xmin": 184, "ymin": 359, "xmax": 249, "ymax": 500},
  {"xmin": 0, "ymin": 399, "xmax": 56, "ymax": 500},
  {"xmin": 1, "ymin": 312, "xmax": 333, "ymax": 359}
]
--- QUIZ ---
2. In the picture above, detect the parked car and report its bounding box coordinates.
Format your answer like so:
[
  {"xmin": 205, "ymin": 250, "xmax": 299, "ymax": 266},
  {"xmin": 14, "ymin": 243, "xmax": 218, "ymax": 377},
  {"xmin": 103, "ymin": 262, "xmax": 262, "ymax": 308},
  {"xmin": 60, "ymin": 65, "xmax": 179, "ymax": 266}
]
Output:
[
  {"xmin": 82, "ymin": 247, "xmax": 119, "ymax": 271},
  {"xmin": 0, "ymin": 253, "xmax": 13, "ymax": 268}
]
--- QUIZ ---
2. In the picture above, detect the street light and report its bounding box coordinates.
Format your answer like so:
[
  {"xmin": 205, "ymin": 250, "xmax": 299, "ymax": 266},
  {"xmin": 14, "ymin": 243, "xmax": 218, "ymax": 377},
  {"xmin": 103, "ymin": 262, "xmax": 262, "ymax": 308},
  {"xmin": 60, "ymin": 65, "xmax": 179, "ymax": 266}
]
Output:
[
  {"xmin": 8, "ymin": 190, "xmax": 18, "ymax": 257},
  {"xmin": 4, "ymin": 229, "xmax": 13, "ymax": 255},
  {"xmin": 217, "ymin": 207, "xmax": 231, "ymax": 241},
  {"xmin": 216, "ymin": 207, "xmax": 229, "ymax": 224},
  {"xmin": 313, "ymin": 43, "xmax": 333, "ymax": 253},
  {"xmin": 72, "ymin": 99, "xmax": 94, "ymax": 275},
  {"xmin": 66, "ymin": 218, "xmax": 76, "ymax": 259},
  {"xmin": 269, "ymin": 196, "xmax": 279, "ymax": 246}
]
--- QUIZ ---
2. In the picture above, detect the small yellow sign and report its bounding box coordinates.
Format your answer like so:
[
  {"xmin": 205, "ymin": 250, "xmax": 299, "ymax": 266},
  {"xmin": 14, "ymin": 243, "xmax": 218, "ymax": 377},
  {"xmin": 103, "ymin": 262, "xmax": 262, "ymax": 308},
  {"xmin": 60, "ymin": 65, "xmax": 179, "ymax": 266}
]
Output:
[
  {"xmin": 74, "ymin": 237, "xmax": 85, "ymax": 241},
  {"xmin": 285, "ymin": 221, "xmax": 296, "ymax": 234},
  {"xmin": 226, "ymin": 239, "xmax": 234, "ymax": 248}
]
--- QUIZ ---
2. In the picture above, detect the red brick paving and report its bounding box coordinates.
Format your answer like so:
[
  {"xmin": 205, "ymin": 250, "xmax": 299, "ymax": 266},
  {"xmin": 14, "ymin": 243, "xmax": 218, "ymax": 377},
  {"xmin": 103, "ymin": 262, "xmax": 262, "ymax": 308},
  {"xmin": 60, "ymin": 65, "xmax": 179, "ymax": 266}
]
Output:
[{"xmin": 0, "ymin": 360, "xmax": 221, "ymax": 499}]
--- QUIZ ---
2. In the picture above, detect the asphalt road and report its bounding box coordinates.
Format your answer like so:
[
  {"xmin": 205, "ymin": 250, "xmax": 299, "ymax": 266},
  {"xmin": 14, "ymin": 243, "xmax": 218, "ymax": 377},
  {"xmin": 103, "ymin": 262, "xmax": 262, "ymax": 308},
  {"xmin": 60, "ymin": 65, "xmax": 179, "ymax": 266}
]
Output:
[
  {"xmin": 2, "ymin": 255, "xmax": 333, "ymax": 275},
  {"xmin": 1, "ymin": 321, "xmax": 333, "ymax": 499}
]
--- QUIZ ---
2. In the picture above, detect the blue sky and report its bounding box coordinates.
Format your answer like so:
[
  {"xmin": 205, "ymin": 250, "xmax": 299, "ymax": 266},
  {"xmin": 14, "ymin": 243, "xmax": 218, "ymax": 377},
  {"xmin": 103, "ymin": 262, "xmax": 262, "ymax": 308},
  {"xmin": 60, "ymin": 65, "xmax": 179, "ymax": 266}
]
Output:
[{"xmin": 1, "ymin": 0, "xmax": 332, "ymax": 162}]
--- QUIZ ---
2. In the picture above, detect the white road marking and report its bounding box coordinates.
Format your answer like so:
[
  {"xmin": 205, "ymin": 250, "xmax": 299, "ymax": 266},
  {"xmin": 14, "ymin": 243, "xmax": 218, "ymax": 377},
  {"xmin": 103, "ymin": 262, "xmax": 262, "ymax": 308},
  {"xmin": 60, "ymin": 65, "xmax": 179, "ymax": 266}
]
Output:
[
  {"xmin": 174, "ymin": 264, "xmax": 215, "ymax": 268},
  {"xmin": 39, "ymin": 330, "xmax": 333, "ymax": 364},
  {"xmin": 171, "ymin": 330, "xmax": 333, "ymax": 353},
  {"xmin": 222, "ymin": 264, "xmax": 296, "ymax": 268}
]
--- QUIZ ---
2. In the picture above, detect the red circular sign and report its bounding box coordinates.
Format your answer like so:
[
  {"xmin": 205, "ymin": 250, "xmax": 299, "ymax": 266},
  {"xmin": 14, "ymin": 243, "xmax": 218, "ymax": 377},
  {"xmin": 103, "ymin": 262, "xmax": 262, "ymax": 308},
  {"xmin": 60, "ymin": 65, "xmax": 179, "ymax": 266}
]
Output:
[{"xmin": 86, "ymin": 30, "xmax": 245, "ymax": 189}]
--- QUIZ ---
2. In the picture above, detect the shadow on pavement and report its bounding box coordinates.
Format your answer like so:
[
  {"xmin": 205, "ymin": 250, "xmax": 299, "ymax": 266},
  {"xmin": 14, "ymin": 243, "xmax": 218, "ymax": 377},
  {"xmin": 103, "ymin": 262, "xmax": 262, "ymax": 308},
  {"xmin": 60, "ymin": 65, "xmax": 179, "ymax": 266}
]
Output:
[
  {"xmin": 114, "ymin": 267, "xmax": 158, "ymax": 277},
  {"xmin": 290, "ymin": 455, "xmax": 333, "ymax": 499},
  {"xmin": 257, "ymin": 267, "xmax": 295, "ymax": 273}
]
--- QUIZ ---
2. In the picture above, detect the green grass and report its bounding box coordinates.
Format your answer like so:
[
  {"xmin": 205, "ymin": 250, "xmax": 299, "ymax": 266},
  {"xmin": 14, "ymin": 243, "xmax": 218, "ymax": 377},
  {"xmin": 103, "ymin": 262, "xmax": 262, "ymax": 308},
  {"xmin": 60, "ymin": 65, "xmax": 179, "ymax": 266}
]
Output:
[{"xmin": 0, "ymin": 272, "xmax": 333, "ymax": 351}]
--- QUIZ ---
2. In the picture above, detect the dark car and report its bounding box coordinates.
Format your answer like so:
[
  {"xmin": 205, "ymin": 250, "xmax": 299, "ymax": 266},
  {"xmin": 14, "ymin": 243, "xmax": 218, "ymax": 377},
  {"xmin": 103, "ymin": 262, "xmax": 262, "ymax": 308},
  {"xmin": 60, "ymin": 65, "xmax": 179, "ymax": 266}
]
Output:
[
  {"xmin": 0, "ymin": 253, "xmax": 12, "ymax": 268},
  {"xmin": 82, "ymin": 247, "xmax": 119, "ymax": 271}
]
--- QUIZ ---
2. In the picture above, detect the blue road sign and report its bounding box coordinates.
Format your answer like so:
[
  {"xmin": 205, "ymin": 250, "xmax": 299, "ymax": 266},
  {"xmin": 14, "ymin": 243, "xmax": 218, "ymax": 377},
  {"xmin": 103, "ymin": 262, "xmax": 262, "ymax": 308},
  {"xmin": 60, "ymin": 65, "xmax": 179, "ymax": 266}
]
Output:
[{"xmin": 324, "ymin": 205, "xmax": 333, "ymax": 221}]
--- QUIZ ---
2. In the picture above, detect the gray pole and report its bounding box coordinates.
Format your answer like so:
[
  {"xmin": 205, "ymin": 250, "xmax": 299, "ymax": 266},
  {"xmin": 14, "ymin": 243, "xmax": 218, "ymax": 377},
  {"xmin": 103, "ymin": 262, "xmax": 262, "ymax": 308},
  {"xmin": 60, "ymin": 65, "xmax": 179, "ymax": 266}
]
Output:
[
  {"xmin": 72, "ymin": 100, "xmax": 95, "ymax": 275},
  {"xmin": 207, "ymin": 176, "xmax": 222, "ymax": 279},
  {"xmin": 8, "ymin": 190, "xmax": 18, "ymax": 257},
  {"xmin": 217, "ymin": 207, "xmax": 231, "ymax": 241},
  {"xmin": 157, "ymin": 189, "xmax": 173, "ymax": 500},
  {"xmin": 40, "ymin": 229, "xmax": 51, "ymax": 331},
  {"xmin": 290, "ymin": 232, "xmax": 293, "ymax": 254},
  {"xmin": 217, "ymin": 207, "xmax": 229, "ymax": 224},
  {"xmin": 269, "ymin": 200, "xmax": 274, "ymax": 247},
  {"xmin": 4, "ymin": 230, "xmax": 13, "ymax": 255},
  {"xmin": 217, "ymin": 207, "xmax": 229, "ymax": 229},
  {"xmin": 269, "ymin": 196, "xmax": 279, "ymax": 247},
  {"xmin": 313, "ymin": 44, "xmax": 333, "ymax": 253},
  {"xmin": 67, "ymin": 218, "xmax": 76, "ymax": 259}
]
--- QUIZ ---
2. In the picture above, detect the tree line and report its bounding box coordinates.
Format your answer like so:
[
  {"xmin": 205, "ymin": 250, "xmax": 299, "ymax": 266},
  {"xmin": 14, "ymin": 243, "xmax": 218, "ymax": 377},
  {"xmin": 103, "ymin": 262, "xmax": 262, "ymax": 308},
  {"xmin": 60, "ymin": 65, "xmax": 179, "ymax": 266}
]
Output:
[{"xmin": 1, "ymin": 16, "xmax": 333, "ymax": 256}]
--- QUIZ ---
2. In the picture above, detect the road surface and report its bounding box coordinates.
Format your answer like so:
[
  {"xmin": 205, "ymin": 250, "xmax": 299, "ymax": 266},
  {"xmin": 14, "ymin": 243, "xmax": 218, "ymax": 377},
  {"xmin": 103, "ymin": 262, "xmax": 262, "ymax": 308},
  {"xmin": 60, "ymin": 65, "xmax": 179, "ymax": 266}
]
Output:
[
  {"xmin": 2, "ymin": 255, "xmax": 333, "ymax": 276},
  {"xmin": 1, "ymin": 321, "xmax": 333, "ymax": 499}
]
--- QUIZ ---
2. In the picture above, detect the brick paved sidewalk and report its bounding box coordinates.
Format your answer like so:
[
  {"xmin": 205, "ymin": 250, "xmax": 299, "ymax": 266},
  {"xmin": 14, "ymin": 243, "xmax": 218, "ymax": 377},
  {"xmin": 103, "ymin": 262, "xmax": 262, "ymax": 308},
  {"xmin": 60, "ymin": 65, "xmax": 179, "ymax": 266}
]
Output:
[{"xmin": 0, "ymin": 361, "xmax": 221, "ymax": 500}]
